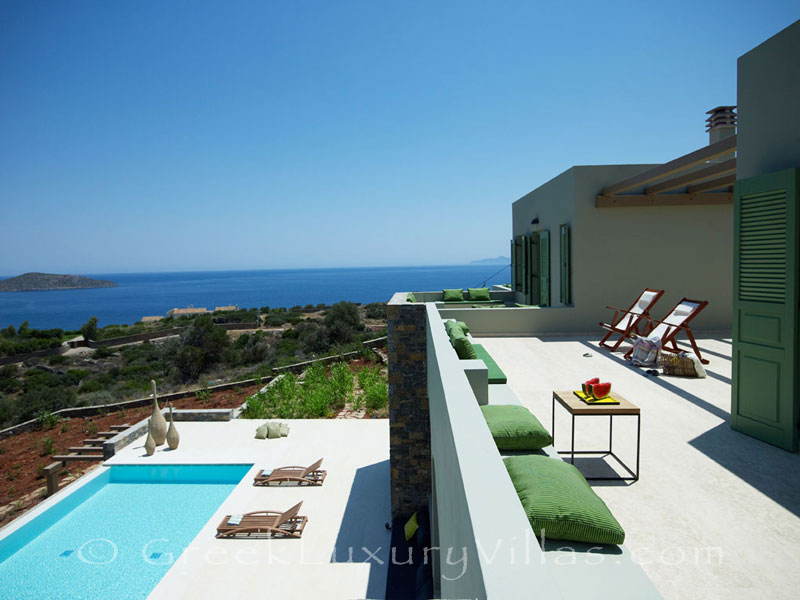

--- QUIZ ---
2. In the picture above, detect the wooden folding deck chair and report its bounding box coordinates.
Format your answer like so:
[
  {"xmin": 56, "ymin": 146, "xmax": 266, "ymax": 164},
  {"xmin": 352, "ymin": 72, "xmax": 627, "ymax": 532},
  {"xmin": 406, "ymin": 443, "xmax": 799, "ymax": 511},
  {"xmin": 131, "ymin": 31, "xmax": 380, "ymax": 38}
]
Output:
[
  {"xmin": 625, "ymin": 298, "xmax": 710, "ymax": 364},
  {"xmin": 599, "ymin": 289, "xmax": 664, "ymax": 351},
  {"xmin": 216, "ymin": 501, "xmax": 307, "ymax": 539},
  {"xmin": 253, "ymin": 458, "xmax": 326, "ymax": 486}
]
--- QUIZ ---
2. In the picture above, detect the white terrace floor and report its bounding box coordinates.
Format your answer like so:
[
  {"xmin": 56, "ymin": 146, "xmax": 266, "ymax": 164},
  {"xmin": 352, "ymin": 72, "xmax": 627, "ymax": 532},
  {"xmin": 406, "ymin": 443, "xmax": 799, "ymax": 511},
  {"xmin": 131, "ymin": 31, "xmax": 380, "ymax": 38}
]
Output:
[
  {"xmin": 109, "ymin": 419, "xmax": 390, "ymax": 600},
  {"xmin": 477, "ymin": 334, "xmax": 800, "ymax": 600}
]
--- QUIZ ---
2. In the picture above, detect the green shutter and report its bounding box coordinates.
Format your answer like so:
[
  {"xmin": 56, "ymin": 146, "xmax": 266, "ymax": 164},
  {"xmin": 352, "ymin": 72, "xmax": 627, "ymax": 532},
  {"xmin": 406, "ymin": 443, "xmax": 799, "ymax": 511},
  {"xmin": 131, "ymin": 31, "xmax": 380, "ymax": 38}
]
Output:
[
  {"xmin": 539, "ymin": 230, "xmax": 550, "ymax": 307},
  {"xmin": 522, "ymin": 235, "xmax": 531, "ymax": 304},
  {"xmin": 732, "ymin": 168, "xmax": 799, "ymax": 452},
  {"xmin": 560, "ymin": 224, "xmax": 571, "ymax": 305},
  {"xmin": 527, "ymin": 233, "xmax": 539, "ymax": 305},
  {"xmin": 512, "ymin": 236, "xmax": 524, "ymax": 294},
  {"xmin": 510, "ymin": 239, "xmax": 516, "ymax": 291}
]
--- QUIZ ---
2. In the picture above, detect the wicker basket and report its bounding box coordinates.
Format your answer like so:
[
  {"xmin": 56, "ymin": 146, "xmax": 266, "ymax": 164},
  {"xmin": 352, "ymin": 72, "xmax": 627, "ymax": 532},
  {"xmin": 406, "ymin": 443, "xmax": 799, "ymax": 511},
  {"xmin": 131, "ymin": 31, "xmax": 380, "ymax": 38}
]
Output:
[{"xmin": 658, "ymin": 353, "xmax": 697, "ymax": 377}]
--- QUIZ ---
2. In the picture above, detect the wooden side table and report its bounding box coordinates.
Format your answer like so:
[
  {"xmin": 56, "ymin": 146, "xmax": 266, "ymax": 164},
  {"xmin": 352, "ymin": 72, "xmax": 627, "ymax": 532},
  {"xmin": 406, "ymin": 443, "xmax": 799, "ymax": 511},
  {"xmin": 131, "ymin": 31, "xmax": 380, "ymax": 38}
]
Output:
[{"xmin": 552, "ymin": 390, "xmax": 641, "ymax": 481}]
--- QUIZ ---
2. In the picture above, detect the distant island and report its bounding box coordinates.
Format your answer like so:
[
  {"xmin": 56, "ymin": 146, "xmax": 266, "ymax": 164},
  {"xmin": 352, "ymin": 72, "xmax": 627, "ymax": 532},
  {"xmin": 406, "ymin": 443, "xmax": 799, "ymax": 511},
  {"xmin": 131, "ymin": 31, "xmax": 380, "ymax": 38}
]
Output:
[
  {"xmin": 469, "ymin": 256, "xmax": 510, "ymax": 265},
  {"xmin": 0, "ymin": 272, "xmax": 117, "ymax": 292}
]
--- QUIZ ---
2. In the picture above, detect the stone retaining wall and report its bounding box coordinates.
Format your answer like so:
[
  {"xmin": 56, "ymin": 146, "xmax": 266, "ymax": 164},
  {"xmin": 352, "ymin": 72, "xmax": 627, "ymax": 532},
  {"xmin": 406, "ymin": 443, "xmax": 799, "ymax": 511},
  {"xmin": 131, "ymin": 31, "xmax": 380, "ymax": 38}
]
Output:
[
  {"xmin": 102, "ymin": 408, "xmax": 234, "ymax": 459},
  {"xmin": 387, "ymin": 294, "xmax": 431, "ymax": 520}
]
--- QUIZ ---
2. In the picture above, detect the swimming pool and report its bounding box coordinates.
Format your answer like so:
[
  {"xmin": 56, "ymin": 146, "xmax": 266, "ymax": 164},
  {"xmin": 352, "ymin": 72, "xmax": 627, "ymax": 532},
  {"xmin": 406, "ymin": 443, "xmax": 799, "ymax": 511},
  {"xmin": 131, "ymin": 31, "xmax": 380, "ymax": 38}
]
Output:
[{"xmin": 0, "ymin": 464, "xmax": 251, "ymax": 600}]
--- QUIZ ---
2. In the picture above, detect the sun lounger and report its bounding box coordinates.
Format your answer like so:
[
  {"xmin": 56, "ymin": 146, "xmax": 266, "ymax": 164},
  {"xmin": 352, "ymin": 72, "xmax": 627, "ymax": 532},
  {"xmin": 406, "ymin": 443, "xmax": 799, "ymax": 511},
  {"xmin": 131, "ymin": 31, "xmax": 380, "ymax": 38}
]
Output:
[
  {"xmin": 599, "ymin": 289, "xmax": 664, "ymax": 351},
  {"xmin": 216, "ymin": 501, "xmax": 307, "ymax": 539},
  {"xmin": 626, "ymin": 298, "xmax": 710, "ymax": 364},
  {"xmin": 253, "ymin": 458, "xmax": 327, "ymax": 486}
]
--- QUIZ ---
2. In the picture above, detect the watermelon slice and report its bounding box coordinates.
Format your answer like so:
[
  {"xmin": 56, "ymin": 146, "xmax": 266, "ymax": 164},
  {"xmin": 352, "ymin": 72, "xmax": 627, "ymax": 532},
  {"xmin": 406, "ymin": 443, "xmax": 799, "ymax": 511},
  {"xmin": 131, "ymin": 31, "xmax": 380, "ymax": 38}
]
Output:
[
  {"xmin": 590, "ymin": 382, "xmax": 612, "ymax": 399},
  {"xmin": 581, "ymin": 378, "xmax": 600, "ymax": 396}
]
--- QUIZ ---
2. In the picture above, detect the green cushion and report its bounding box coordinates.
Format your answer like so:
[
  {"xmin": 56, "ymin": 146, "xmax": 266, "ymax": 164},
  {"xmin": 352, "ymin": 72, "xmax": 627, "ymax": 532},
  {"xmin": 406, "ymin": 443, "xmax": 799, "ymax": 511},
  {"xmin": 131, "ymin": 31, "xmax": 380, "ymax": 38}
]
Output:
[
  {"xmin": 444, "ymin": 319, "xmax": 470, "ymax": 339},
  {"xmin": 442, "ymin": 288, "xmax": 464, "ymax": 302},
  {"xmin": 472, "ymin": 344, "xmax": 507, "ymax": 384},
  {"xmin": 481, "ymin": 405, "xmax": 552, "ymax": 450},
  {"xmin": 468, "ymin": 287, "xmax": 491, "ymax": 301},
  {"xmin": 407, "ymin": 292, "xmax": 417, "ymax": 303},
  {"xmin": 437, "ymin": 300, "xmax": 503, "ymax": 305},
  {"xmin": 452, "ymin": 332, "xmax": 477, "ymax": 360},
  {"xmin": 504, "ymin": 455, "xmax": 626, "ymax": 545}
]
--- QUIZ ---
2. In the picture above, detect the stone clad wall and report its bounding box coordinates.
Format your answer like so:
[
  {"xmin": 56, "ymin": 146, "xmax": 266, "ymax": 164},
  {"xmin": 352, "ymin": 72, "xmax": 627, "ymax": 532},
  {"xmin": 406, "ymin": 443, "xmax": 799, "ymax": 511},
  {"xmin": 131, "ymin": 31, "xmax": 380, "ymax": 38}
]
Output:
[{"xmin": 387, "ymin": 295, "xmax": 431, "ymax": 520}]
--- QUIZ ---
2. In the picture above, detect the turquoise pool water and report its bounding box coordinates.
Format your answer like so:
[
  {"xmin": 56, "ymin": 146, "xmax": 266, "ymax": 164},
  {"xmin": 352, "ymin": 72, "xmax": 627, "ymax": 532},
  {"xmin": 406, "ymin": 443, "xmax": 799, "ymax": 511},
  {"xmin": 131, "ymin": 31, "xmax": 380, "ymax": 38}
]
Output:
[{"xmin": 0, "ymin": 464, "xmax": 251, "ymax": 600}]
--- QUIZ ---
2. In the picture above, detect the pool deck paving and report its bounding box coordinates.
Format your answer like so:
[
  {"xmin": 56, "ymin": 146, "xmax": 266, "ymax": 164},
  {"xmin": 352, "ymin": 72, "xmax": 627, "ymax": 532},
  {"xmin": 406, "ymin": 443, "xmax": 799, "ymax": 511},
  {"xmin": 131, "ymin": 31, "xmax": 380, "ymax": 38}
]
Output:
[{"xmin": 106, "ymin": 418, "xmax": 390, "ymax": 600}]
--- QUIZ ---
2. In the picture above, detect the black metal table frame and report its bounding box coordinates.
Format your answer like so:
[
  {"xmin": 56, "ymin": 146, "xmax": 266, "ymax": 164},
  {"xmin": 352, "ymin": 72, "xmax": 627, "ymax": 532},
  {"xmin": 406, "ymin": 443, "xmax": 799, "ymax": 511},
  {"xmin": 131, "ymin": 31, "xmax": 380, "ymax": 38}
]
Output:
[{"xmin": 551, "ymin": 395, "xmax": 640, "ymax": 481}]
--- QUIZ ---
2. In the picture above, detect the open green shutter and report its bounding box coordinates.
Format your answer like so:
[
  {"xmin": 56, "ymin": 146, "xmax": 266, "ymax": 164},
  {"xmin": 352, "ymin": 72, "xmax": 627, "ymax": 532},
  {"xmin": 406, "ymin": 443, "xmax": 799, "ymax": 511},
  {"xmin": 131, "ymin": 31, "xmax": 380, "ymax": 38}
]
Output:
[
  {"xmin": 560, "ymin": 224, "xmax": 571, "ymax": 305},
  {"xmin": 732, "ymin": 168, "xmax": 799, "ymax": 452},
  {"xmin": 510, "ymin": 239, "xmax": 516, "ymax": 291},
  {"xmin": 527, "ymin": 233, "xmax": 539, "ymax": 305},
  {"xmin": 539, "ymin": 230, "xmax": 550, "ymax": 307}
]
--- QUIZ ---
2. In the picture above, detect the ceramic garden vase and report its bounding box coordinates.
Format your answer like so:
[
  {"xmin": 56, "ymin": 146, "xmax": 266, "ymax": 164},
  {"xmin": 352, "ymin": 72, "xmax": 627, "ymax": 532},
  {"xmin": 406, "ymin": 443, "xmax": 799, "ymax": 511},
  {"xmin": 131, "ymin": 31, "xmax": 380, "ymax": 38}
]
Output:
[
  {"xmin": 149, "ymin": 379, "xmax": 168, "ymax": 445},
  {"xmin": 144, "ymin": 419, "xmax": 156, "ymax": 456},
  {"xmin": 166, "ymin": 404, "xmax": 180, "ymax": 450}
]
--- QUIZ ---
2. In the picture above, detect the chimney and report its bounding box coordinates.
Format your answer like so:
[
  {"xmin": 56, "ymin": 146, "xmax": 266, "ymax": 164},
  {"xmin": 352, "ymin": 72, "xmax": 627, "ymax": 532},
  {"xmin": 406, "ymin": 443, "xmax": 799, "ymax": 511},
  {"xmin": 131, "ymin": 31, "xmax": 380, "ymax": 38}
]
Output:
[{"xmin": 706, "ymin": 106, "xmax": 737, "ymax": 145}]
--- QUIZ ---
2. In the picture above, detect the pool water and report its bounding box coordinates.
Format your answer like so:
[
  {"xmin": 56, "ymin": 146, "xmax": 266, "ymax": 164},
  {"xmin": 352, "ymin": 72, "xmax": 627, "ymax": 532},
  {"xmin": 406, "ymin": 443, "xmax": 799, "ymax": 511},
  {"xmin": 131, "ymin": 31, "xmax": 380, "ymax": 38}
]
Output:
[{"xmin": 0, "ymin": 464, "xmax": 251, "ymax": 600}]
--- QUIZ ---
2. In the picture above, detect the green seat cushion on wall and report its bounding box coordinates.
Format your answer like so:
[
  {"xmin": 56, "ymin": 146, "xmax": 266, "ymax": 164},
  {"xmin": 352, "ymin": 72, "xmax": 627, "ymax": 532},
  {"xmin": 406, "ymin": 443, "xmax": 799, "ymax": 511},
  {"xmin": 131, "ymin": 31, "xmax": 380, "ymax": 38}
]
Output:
[
  {"xmin": 444, "ymin": 319, "xmax": 470, "ymax": 339},
  {"xmin": 468, "ymin": 287, "xmax": 492, "ymax": 301},
  {"xmin": 481, "ymin": 405, "xmax": 552, "ymax": 450},
  {"xmin": 451, "ymin": 332, "xmax": 477, "ymax": 360},
  {"xmin": 504, "ymin": 455, "xmax": 626, "ymax": 545},
  {"xmin": 442, "ymin": 288, "xmax": 464, "ymax": 302},
  {"xmin": 472, "ymin": 344, "xmax": 507, "ymax": 384},
  {"xmin": 407, "ymin": 292, "xmax": 417, "ymax": 303}
]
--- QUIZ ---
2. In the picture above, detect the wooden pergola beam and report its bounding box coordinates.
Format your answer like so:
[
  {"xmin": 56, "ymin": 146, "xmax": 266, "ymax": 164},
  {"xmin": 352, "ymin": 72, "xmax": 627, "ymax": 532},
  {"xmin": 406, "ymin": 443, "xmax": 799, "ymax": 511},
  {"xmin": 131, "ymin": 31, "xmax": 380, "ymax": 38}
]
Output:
[
  {"xmin": 596, "ymin": 192, "xmax": 733, "ymax": 208},
  {"xmin": 686, "ymin": 173, "xmax": 737, "ymax": 194},
  {"xmin": 643, "ymin": 158, "xmax": 736, "ymax": 195},
  {"xmin": 601, "ymin": 135, "xmax": 737, "ymax": 197}
]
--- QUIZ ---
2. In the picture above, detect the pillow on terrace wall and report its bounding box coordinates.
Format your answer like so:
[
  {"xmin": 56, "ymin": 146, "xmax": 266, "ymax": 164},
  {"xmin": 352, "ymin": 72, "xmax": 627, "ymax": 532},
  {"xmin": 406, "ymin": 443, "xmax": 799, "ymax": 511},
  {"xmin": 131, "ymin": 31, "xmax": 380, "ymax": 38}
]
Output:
[
  {"xmin": 444, "ymin": 319, "xmax": 470, "ymax": 339},
  {"xmin": 468, "ymin": 287, "xmax": 491, "ymax": 301},
  {"xmin": 504, "ymin": 454, "xmax": 626, "ymax": 545},
  {"xmin": 407, "ymin": 292, "xmax": 417, "ymax": 303},
  {"xmin": 267, "ymin": 422, "xmax": 282, "ymax": 439},
  {"xmin": 442, "ymin": 288, "xmax": 464, "ymax": 302},
  {"xmin": 254, "ymin": 423, "xmax": 270, "ymax": 439},
  {"xmin": 480, "ymin": 405, "xmax": 552, "ymax": 450},
  {"xmin": 451, "ymin": 331, "xmax": 477, "ymax": 360}
]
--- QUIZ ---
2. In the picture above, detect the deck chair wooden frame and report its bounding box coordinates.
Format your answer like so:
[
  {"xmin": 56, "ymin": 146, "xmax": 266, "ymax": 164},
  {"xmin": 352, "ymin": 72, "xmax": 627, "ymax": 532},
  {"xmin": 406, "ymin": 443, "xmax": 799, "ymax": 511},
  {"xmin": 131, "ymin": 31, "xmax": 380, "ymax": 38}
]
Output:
[
  {"xmin": 216, "ymin": 501, "xmax": 307, "ymax": 539},
  {"xmin": 599, "ymin": 289, "xmax": 665, "ymax": 351},
  {"xmin": 625, "ymin": 298, "xmax": 710, "ymax": 364},
  {"xmin": 253, "ymin": 458, "xmax": 326, "ymax": 487}
]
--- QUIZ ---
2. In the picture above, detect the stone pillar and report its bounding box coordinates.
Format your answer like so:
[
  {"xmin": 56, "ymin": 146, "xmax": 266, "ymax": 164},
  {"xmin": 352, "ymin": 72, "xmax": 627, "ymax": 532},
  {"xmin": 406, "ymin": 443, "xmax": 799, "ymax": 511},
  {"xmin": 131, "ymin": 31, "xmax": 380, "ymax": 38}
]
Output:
[{"xmin": 387, "ymin": 297, "xmax": 431, "ymax": 520}]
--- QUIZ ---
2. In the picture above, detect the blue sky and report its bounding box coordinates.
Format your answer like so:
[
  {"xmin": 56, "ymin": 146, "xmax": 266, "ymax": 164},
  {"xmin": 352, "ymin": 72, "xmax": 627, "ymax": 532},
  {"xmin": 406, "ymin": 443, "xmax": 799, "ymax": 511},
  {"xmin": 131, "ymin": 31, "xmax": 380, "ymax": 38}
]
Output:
[{"xmin": 1, "ymin": 1, "xmax": 797, "ymax": 274}]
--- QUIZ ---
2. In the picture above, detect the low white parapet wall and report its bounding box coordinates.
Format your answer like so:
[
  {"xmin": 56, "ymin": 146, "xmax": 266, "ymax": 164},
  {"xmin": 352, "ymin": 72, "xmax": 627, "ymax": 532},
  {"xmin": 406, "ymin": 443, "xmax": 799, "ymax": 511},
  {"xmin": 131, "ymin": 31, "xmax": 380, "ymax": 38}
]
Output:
[{"xmin": 425, "ymin": 303, "xmax": 560, "ymax": 599}]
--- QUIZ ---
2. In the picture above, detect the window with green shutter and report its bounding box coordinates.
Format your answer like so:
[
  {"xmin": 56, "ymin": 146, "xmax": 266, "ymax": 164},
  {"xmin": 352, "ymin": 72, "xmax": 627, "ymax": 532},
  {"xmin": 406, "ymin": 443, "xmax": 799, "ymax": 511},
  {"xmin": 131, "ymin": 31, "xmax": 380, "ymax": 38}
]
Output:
[
  {"xmin": 560, "ymin": 224, "xmax": 571, "ymax": 305},
  {"xmin": 538, "ymin": 230, "xmax": 550, "ymax": 307}
]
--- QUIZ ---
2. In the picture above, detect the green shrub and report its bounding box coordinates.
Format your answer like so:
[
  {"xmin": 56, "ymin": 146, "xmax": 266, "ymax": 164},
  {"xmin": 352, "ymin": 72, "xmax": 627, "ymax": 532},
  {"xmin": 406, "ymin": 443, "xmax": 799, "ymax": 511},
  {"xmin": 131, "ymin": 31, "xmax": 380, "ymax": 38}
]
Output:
[
  {"xmin": 48, "ymin": 354, "xmax": 68, "ymax": 366},
  {"xmin": 36, "ymin": 411, "xmax": 61, "ymax": 430},
  {"xmin": 40, "ymin": 437, "xmax": 55, "ymax": 456},
  {"xmin": 364, "ymin": 303, "xmax": 387, "ymax": 319},
  {"xmin": 329, "ymin": 362, "xmax": 354, "ymax": 410},
  {"xmin": 80, "ymin": 316, "xmax": 98, "ymax": 341},
  {"xmin": 92, "ymin": 346, "xmax": 114, "ymax": 359},
  {"xmin": 357, "ymin": 365, "xmax": 388, "ymax": 412}
]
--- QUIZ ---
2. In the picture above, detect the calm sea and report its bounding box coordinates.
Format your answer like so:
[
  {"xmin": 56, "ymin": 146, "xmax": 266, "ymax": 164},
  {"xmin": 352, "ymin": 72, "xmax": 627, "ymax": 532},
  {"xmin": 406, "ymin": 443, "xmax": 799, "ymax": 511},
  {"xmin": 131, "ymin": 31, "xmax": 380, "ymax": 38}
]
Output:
[{"xmin": 0, "ymin": 265, "xmax": 510, "ymax": 330}]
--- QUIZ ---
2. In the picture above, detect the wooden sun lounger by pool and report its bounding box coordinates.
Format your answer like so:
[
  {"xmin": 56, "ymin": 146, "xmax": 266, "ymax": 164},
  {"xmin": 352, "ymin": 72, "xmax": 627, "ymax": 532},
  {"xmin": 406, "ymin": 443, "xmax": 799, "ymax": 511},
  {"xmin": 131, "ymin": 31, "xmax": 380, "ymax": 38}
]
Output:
[
  {"xmin": 253, "ymin": 458, "xmax": 327, "ymax": 486},
  {"xmin": 216, "ymin": 501, "xmax": 307, "ymax": 539}
]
